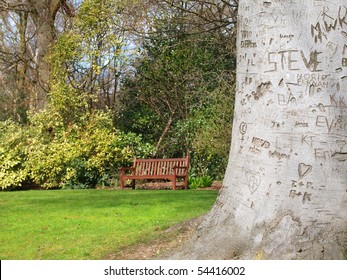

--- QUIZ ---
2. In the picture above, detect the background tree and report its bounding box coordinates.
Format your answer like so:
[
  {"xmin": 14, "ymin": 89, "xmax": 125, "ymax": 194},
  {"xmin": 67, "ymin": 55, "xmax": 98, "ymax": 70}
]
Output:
[
  {"xmin": 170, "ymin": 0, "xmax": 347, "ymax": 259},
  {"xmin": 0, "ymin": 0, "xmax": 74, "ymax": 120},
  {"xmin": 117, "ymin": 0, "xmax": 237, "ymax": 178},
  {"xmin": 0, "ymin": 0, "xmax": 155, "ymax": 190},
  {"xmin": 56, "ymin": 0, "xmax": 132, "ymax": 111},
  {"xmin": 0, "ymin": 9, "xmax": 31, "ymax": 122}
]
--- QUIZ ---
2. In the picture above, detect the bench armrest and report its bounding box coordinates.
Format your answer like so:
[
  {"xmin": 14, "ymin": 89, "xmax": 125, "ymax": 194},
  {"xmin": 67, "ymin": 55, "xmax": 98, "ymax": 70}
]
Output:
[{"xmin": 120, "ymin": 166, "xmax": 135, "ymax": 175}]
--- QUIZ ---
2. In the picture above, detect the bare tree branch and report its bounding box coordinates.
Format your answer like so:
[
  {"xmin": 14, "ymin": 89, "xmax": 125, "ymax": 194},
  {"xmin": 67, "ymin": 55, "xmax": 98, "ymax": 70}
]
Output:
[{"xmin": 0, "ymin": 0, "xmax": 33, "ymax": 12}]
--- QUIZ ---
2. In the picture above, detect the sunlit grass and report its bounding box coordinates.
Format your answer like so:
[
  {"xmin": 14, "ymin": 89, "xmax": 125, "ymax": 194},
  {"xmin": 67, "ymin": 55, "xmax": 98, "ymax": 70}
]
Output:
[{"xmin": 0, "ymin": 189, "xmax": 217, "ymax": 259}]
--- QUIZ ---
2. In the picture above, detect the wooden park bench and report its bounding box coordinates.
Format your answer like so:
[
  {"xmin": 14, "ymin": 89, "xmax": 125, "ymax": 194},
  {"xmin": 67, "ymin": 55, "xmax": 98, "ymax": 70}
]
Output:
[{"xmin": 119, "ymin": 156, "xmax": 189, "ymax": 190}]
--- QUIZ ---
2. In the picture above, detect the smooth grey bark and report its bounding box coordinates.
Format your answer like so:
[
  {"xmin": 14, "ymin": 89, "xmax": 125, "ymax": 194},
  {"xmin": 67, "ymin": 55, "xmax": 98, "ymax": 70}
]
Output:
[{"xmin": 170, "ymin": 0, "xmax": 347, "ymax": 260}]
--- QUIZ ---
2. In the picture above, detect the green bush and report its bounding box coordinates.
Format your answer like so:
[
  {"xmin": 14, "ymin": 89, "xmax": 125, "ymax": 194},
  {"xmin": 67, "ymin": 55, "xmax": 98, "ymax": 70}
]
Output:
[
  {"xmin": 0, "ymin": 121, "xmax": 30, "ymax": 190},
  {"xmin": 188, "ymin": 176, "xmax": 213, "ymax": 189},
  {"xmin": 0, "ymin": 111, "xmax": 154, "ymax": 190}
]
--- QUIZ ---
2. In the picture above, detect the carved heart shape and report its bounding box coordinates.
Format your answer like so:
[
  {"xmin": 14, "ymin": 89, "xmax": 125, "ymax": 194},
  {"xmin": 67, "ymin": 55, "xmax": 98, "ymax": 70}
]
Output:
[
  {"xmin": 298, "ymin": 163, "xmax": 312, "ymax": 179},
  {"xmin": 246, "ymin": 172, "xmax": 261, "ymax": 194}
]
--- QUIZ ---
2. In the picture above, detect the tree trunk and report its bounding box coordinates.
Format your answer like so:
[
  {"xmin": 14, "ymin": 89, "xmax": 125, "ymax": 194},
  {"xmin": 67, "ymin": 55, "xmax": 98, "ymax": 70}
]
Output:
[
  {"xmin": 29, "ymin": 0, "xmax": 67, "ymax": 110},
  {"xmin": 30, "ymin": 3, "xmax": 54, "ymax": 109},
  {"xmin": 154, "ymin": 112, "xmax": 175, "ymax": 156},
  {"xmin": 170, "ymin": 0, "xmax": 347, "ymax": 260},
  {"xmin": 15, "ymin": 11, "xmax": 28, "ymax": 123}
]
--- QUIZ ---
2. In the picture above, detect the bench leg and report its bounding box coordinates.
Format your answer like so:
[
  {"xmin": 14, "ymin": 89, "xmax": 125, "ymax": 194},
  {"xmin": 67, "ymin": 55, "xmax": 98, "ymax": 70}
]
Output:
[
  {"xmin": 131, "ymin": 179, "xmax": 135, "ymax": 190},
  {"xmin": 184, "ymin": 176, "xmax": 188, "ymax": 190},
  {"xmin": 172, "ymin": 176, "xmax": 176, "ymax": 190},
  {"xmin": 120, "ymin": 177, "xmax": 124, "ymax": 190}
]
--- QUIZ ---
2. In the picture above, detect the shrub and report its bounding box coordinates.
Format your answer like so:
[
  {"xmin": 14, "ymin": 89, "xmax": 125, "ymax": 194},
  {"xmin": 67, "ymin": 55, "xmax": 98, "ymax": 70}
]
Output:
[
  {"xmin": 26, "ymin": 111, "xmax": 154, "ymax": 189},
  {"xmin": 0, "ymin": 111, "xmax": 154, "ymax": 190},
  {"xmin": 0, "ymin": 121, "xmax": 30, "ymax": 190},
  {"xmin": 188, "ymin": 176, "xmax": 213, "ymax": 189}
]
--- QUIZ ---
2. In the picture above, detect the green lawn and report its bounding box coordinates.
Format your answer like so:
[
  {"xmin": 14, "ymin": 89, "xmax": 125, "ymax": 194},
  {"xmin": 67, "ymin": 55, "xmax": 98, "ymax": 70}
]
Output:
[{"xmin": 0, "ymin": 189, "xmax": 218, "ymax": 260}]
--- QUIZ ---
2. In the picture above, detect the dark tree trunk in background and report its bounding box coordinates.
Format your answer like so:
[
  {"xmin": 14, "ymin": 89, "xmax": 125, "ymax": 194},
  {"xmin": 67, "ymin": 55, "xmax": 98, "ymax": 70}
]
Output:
[{"xmin": 30, "ymin": 0, "xmax": 64, "ymax": 109}]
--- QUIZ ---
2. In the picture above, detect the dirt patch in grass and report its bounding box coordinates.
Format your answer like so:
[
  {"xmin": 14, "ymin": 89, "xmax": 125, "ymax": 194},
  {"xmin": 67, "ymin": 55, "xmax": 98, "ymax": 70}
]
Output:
[{"xmin": 106, "ymin": 215, "xmax": 205, "ymax": 260}]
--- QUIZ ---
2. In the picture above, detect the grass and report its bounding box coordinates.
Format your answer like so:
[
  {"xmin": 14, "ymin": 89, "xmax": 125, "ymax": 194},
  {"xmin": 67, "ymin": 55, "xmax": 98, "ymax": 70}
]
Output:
[{"xmin": 0, "ymin": 189, "xmax": 218, "ymax": 260}]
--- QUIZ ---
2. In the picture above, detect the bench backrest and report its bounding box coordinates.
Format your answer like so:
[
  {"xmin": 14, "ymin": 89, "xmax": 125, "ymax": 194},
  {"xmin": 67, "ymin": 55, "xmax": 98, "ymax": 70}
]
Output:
[{"xmin": 133, "ymin": 157, "xmax": 189, "ymax": 176}]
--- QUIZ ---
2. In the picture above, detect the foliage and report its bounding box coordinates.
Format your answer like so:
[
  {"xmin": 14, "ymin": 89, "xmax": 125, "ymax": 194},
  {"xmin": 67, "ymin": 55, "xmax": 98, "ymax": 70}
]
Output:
[
  {"xmin": 51, "ymin": 0, "xmax": 134, "ymax": 111},
  {"xmin": 0, "ymin": 0, "xmax": 157, "ymax": 190},
  {"xmin": 188, "ymin": 176, "xmax": 213, "ymax": 189},
  {"xmin": 118, "ymin": 23, "xmax": 236, "ymax": 178},
  {"xmin": 0, "ymin": 111, "xmax": 154, "ymax": 190},
  {"xmin": 188, "ymin": 74, "xmax": 235, "ymax": 179},
  {"xmin": 0, "ymin": 189, "xmax": 218, "ymax": 259},
  {"xmin": 0, "ymin": 0, "xmax": 237, "ymax": 188},
  {"xmin": 0, "ymin": 121, "xmax": 30, "ymax": 189}
]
